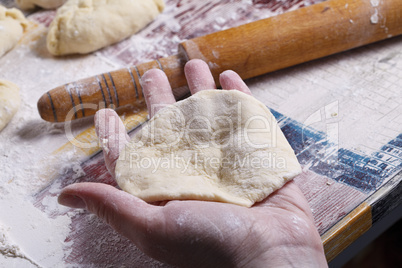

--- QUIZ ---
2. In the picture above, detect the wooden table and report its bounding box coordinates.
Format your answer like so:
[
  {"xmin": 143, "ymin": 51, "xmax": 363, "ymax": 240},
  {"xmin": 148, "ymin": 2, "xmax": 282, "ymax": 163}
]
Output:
[{"xmin": 0, "ymin": 0, "xmax": 401, "ymax": 266}]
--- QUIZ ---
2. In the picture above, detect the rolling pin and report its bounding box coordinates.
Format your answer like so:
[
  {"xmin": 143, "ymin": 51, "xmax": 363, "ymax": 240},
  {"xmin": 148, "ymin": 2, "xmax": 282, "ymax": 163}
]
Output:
[{"xmin": 38, "ymin": 0, "xmax": 402, "ymax": 122}]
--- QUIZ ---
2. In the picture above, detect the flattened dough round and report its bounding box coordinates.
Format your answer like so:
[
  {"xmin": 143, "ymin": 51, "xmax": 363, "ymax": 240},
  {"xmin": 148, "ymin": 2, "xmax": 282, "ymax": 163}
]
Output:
[
  {"xmin": 16, "ymin": 0, "xmax": 66, "ymax": 9},
  {"xmin": 0, "ymin": 80, "xmax": 21, "ymax": 131},
  {"xmin": 116, "ymin": 90, "xmax": 301, "ymax": 207},
  {"xmin": 0, "ymin": 5, "xmax": 28, "ymax": 58},
  {"xmin": 47, "ymin": 0, "xmax": 165, "ymax": 55}
]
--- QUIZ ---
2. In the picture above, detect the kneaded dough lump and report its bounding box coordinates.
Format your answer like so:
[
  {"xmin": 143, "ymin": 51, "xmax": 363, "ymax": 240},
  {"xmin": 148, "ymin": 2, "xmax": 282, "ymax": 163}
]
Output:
[
  {"xmin": 47, "ymin": 0, "xmax": 165, "ymax": 55},
  {"xmin": 0, "ymin": 5, "xmax": 28, "ymax": 58},
  {"xmin": 116, "ymin": 90, "xmax": 302, "ymax": 207},
  {"xmin": 0, "ymin": 80, "xmax": 21, "ymax": 131}
]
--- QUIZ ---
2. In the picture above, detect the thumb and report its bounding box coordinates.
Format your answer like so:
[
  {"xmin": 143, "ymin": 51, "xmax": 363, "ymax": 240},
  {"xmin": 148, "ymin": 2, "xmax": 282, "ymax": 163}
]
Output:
[
  {"xmin": 58, "ymin": 182, "xmax": 161, "ymax": 244},
  {"xmin": 95, "ymin": 109, "xmax": 130, "ymax": 175}
]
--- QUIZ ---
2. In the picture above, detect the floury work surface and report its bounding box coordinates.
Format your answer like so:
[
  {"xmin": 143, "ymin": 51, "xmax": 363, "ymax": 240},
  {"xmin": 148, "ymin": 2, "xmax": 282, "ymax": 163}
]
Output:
[{"xmin": 0, "ymin": 0, "xmax": 401, "ymax": 266}]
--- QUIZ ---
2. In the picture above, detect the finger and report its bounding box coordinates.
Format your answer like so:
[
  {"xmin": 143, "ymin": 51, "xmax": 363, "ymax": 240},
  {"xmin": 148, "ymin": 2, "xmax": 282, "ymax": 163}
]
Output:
[
  {"xmin": 95, "ymin": 109, "xmax": 130, "ymax": 175},
  {"xmin": 184, "ymin": 59, "xmax": 216, "ymax": 94},
  {"xmin": 58, "ymin": 183, "xmax": 163, "ymax": 251},
  {"xmin": 219, "ymin": 70, "xmax": 252, "ymax": 96},
  {"xmin": 141, "ymin": 69, "xmax": 176, "ymax": 118}
]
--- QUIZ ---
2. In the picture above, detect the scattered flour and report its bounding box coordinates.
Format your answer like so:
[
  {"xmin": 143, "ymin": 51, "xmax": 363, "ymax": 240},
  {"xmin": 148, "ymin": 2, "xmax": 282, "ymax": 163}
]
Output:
[
  {"xmin": 370, "ymin": 8, "xmax": 379, "ymax": 24},
  {"xmin": 369, "ymin": 0, "xmax": 380, "ymax": 24},
  {"xmin": 0, "ymin": 19, "xmax": 112, "ymax": 267},
  {"xmin": 0, "ymin": 224, "xmax": 24, "ymax": 258},
  {"xmin": 0, "ymin": 223, "xmax": 40, "ymax": 267},
  {"xmin": 370, "ymin": 0, "xmax": 379, "ymax": 7}
]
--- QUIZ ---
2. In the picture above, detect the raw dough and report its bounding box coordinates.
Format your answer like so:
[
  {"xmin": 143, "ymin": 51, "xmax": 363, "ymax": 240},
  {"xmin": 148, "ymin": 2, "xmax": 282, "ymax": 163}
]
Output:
[
  {"xmin": 47, "ymin": 0, "xmax": 165, "ymax": 55},
  {"xmin": 15, "ymin": 0, "xmax": 66, "ymax": 9},
  {"xmin": 0, "ymin": 5, "xmax": 28, "ymax": 58},
  {"xmin": 115, "ymin": 90, "xmax": 301, "ymax": 207},
  {"xmin": 0, "ymin": 80, "xmax": 21, "ymax": 131}
]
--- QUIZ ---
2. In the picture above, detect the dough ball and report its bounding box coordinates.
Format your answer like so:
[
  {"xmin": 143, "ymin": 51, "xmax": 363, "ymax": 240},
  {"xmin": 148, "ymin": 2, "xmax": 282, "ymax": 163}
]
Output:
[
  {"xmin": 0, "ymin": 5, "xmax": 28, "ymax": 58},
  {"xmin": 0, "ymin": 80, "xmax": 21, "ymax": 131},
  {"xmin": 15, "ymin": 0, "xmax": 66, "ymax": 9},
  {"xmin": 47, "ymin": 0, "xmax": 165, "ymax": 56},
  {"xmin": 115, "ymin": 90, "xmax": 301, "ymax": 207}
]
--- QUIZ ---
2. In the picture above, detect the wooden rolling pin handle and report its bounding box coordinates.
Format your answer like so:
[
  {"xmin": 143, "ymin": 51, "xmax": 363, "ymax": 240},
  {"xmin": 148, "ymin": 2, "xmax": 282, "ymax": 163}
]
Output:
[
  {"xmin": 37, "ymin": 53, "xmax": 188, "ymax": 122},
  {"xmin": 181, "ymin": 0, "xmax": 402, "ymax": 84}
]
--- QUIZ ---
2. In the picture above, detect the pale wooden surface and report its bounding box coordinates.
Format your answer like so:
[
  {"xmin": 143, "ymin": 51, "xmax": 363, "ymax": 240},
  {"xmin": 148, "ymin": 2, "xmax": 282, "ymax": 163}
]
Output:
[{"xmin": 0, "ymin": 0, "xmax": 401, "ymax": 267}]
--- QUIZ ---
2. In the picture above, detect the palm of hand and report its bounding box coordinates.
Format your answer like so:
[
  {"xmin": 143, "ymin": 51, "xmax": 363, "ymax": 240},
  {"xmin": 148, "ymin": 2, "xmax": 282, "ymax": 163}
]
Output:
[
  {"xmin": 142, "ymin": 181, "xmax": 323, "ymax": 267},
  {"xmin": 59, "ymin": 59, "xmax": 327, "ymax": 267}
]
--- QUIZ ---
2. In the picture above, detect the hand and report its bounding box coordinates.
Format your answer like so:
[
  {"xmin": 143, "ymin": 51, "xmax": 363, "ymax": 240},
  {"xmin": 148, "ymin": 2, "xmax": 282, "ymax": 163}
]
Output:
[{"xmin": 58, "ymin": 59, "xmax": 328, "ymax": 267}]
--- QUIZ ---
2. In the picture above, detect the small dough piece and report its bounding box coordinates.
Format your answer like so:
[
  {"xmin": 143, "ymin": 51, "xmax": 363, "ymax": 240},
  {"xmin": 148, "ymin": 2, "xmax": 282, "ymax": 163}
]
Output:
[
  {"xmin": 116, "ymin": 90, "xmax": 302, "ymax": 207},
  {"xmin": 15, "ymin": 0, "xmax": 66, "ymax": 9},
  {"xmin": 0, "ymin": 5, "xmax": 28, "ymax": 58},
  {"xmin": 47, "ymin": 0, "xmax": 165, "ymax": 55},
  {"xmin": 0, "ymin": 80, "xmax": 21, "ymax": 131}
]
